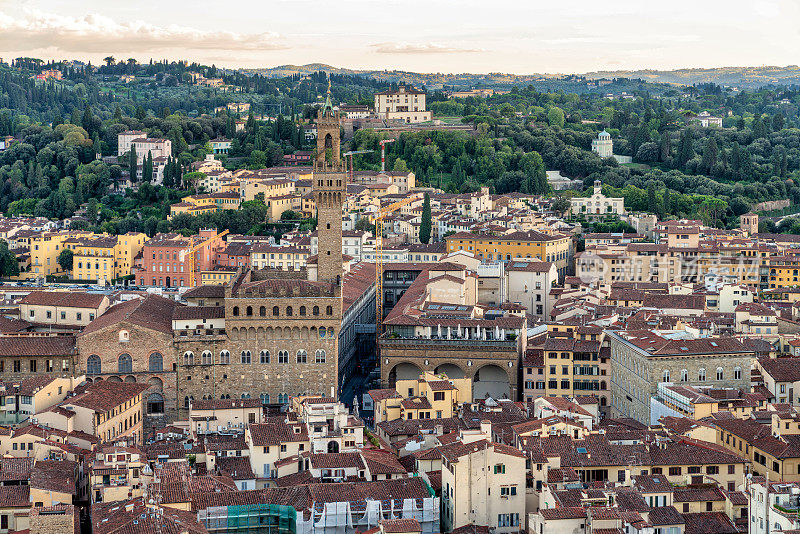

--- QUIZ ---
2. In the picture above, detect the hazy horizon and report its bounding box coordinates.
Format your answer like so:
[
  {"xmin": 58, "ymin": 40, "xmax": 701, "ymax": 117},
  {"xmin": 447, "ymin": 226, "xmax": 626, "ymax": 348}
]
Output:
[{"xmin": 0, "ymin": 0, "xmax": 796, "ymax": 74}]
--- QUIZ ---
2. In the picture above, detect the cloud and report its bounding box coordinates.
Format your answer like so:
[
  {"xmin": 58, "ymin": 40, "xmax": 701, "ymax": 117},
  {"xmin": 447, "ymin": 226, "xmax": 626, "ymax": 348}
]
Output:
[
  {"xmin": 370, "ymin": 41, "xmax": 482, "ymax": 54},
  {"xmin": 0, "ymin": 9, "xmax": 287, "ymax": 54}
]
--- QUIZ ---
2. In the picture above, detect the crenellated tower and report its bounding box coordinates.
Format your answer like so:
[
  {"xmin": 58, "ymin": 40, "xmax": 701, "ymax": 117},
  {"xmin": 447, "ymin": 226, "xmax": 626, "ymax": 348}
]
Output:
[{"xmin": 313, "ymin": 82, "xmax": 345, "ymax": 288}]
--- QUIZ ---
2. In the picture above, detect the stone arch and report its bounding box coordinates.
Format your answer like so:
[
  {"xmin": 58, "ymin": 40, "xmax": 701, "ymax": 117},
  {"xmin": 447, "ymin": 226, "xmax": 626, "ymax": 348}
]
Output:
[
  {"xmin": 265, "ymin": 327, "xmax": 273, "ymax": 340},
  {"xmin": 387, "ymin": 362, "xmax": 423, "ymax": 387},
  {"xmin": 434, "ymin": 363, "xmax": 465, "ymax": 379},
  {"xmin": 148, "ymin": 377, "xmax": 163, "ymax": 392},
  {"xmin": 301, "ymin": 326, "xmax": 309, "ymax": 340},
  {"xmin": 248, "ymin": 327, "xmax": 256, "ymax": 341},
  {"xmin": 292, "ymin": 327, "xmax": 300, "ymax": 340},
  {"xmin": 229, "ymin": 328, "xmax": 239, "ymax": 341},
  {"xmin": 125, "ymin": 375, "xmax": 136, "ymax": 383},
  {"xmin": 257, "ymin": 327, "xmax": 265, "ymax": 340},
  {"xmin": 107, "ymin": 376, "xmax": 122, "ymax": 383},
  {"xmin": 310, "ymin": 326, "xmax": 317, "ymax": 338},
  {"xmin": 283, "ymin": 327, "xmax": 292, "ymax": 339},
  {"xmin": 472, "ymin": 364, "xmax": 510, "ymax": 400}
]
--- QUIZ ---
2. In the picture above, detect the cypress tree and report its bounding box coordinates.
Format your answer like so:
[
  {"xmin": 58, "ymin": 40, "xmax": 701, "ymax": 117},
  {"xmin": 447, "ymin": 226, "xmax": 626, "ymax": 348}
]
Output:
[{"xmin": 419, "ymin": 193, "xmax": 432, "ymax": 244}]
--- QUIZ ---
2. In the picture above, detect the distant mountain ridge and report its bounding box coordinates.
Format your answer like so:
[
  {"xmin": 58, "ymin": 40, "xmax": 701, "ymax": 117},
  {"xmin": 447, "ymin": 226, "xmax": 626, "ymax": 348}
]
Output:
[{"xmin": 244, "ymin": 63, "xmax": 800, "ymax": 89}]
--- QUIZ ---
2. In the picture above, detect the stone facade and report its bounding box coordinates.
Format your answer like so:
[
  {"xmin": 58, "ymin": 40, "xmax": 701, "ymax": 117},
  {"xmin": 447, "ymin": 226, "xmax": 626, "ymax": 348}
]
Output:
[
  {"xmin": 379, "ymin": 337, "xmax": 520, "ymax": 401},
  {"xmin": 607, "ymin": 331, "xmax": 753, "ymax": 424},
  {"xmin": 175, "ymin": 271, "xmax": 341, "ymax": 418},
  {"xmin": 76, "ymin": 299, "xmax": 179, "ymax": 437}
]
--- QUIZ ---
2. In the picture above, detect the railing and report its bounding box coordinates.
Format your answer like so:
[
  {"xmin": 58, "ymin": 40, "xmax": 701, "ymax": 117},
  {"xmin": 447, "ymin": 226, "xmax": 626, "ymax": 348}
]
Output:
[{"xmin": 379, "ymin": 336, "xmax": 517, "ymax": 349}]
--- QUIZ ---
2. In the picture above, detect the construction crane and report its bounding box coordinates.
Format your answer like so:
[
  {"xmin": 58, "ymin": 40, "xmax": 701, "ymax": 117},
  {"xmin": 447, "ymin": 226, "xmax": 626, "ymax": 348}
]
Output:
[
  {"xmin": 373, "ymin": 194, "xmax": 420, "ymax": 348},
  {"xmin": 342, "ymin": 150, "xmax": 374, "ymax": 183},
  {"xmin": 183, "ymin": 229, "xmax": 230, "ymax": 287},
  {"xmin": 379, "ymin": 139, "xmax": 396, "ymax": 173}
]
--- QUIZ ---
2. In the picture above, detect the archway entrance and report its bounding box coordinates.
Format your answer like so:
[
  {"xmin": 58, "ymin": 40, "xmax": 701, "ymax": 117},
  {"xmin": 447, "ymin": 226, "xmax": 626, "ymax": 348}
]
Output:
[
  {"xmin": 434, "ymin": 364, "xmax": 465, "ymax": 379},
  {"xmin": 473, "ymin": 364, "xmax": 510, "ymax": 400},
  {"xmin": 387, "ymin": 362, "xmax": 422, "ymax": 388}
]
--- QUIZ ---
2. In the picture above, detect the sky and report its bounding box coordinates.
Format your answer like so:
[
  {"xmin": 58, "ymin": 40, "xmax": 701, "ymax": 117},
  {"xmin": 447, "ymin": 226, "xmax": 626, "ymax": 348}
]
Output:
[{"xmin": 0, "ymin": 0, "xmax": 797, "ymax": 74}]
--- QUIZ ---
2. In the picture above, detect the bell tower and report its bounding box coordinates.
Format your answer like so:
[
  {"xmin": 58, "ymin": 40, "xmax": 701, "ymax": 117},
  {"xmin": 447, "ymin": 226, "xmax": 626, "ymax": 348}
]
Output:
[{"xmin": 313, "ymin": 81, "xmax": 345, "ymax": 288}]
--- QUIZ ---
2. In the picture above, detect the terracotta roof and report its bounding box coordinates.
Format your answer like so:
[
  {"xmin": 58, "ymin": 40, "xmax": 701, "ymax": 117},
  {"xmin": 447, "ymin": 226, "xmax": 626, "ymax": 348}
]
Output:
[
  {"xmin": 65, "ymin": 381, "xmax": 148, "ymax": 413},
  {"xmin": 173, "ymin": 306, "xmax": 224, "ymax": 320},
  {"xmin": 380, "ymin": 518, "xmax": 421, "ymax": 533},
  {"xmin": 30, "ymin": 459, "xmax": 77, "ymax": 495},
  {"xmin": 540, "ymin": 507, "xmax": 587, "ymax": 520},
  {"xmin": 248, "ymin": 421, "xmax": 308, "ymax": 446},
  {"xmin": 19, "ymin": 291, "xmax": 106, "ymax": 309},
  {"xmin": 0, "ymin": 485, "xmax": 29, "ymax": 507},
  {"xmin": 0, "ymin": 335, "xmax": 75, "ymax": 356},
  {"xmin": 217, "ymin": 456, "xmax": 256, "ymax": 480},
  {"xmin": 681, "ymin": 512, "xmax": 738, "ymax": 534},
  {"xmin": 81, "ymin": 294, "xmax": 177, "ymax": 336},
  {"xmin": 648, "ymin": 506, "xmax": 685, "ymax": 526},
  {"xmin": 192, "ymin": 398, "xmax": 262, "ymax": 411}
]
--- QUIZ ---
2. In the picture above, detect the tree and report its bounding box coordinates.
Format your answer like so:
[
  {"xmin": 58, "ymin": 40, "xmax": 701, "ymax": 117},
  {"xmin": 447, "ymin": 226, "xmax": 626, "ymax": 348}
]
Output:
[
  {"xmin": 0, "ymin": 242, "xmax": 19, "ymax": 278},
  {"xmin": 551, "ymin": 195, "xmax": 572, "ymax": 217},
  {"xmin": 547, "ymin": 107, "xmax": 565, "ymax": 128},
  {"xmin": 57, "ymin": 248, "xmax": 74, "ymax": 273},
  {"xmin": 419, "ymin": 193, "xmax": 432, "ymax": 244},
  {"xmin": 103, "ymin": 56, "xmax": 115, "ymax": 67},
  {"xmin": 647, "ymin": 182, "xmax": 659, "ymax": 215},
  {"xmin": 699, "ymin": 198, "xmax": 728, "ymax": 228},
  {"xmin": 677, "ymin": 129, "xmax": 694, "ymax": 166},
  {"xmin": 635, "ymin": 142, "xmax": 659, "ymax": 163},
  {"xmin": 701, "ymin": 137, "xmax": 718, "ymax": 172},
  {"xmin": 129, "ymin": 145, "xmax": 138, "ymax": 181}
]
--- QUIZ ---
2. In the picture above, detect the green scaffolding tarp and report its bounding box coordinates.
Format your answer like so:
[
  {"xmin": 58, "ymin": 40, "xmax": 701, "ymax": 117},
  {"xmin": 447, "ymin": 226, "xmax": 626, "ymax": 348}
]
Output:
[{"xmin": 226, "ymin": 503, "xmax": 297, "ymax": 534}]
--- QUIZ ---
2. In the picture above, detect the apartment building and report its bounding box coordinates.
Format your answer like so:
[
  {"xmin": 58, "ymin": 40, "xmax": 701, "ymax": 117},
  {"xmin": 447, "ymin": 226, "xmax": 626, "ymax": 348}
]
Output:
[
  {"xmin": 445, "ymin": 230, "xmax": 572, "ymax": 280},
  {"xmin": 608, "ymin": 331, "xmax": 753, "ymax": 424},
  {"xmin": 369, "ymin": 371, "xmax": 472, "ymax": 424},
  {"xmin": 440, "ymin": 440, "xmax": 526, "ymax": 533},
  {"xmin": 138, "ymin": 229, "xmax": 226, "ymax": 287},
  {"xmin": 18, "ymin": 291, "xmax": 109, "ymax": 328},
  {"xmin": 65, "ymin": 232, "xmax": 146, "ymax": 282}
]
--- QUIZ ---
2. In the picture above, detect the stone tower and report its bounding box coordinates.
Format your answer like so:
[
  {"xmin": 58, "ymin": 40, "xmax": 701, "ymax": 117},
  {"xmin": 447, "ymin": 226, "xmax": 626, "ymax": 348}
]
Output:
[{"xmin": 313, "ymin": 83, "xmax": 345, "ymax": 288}]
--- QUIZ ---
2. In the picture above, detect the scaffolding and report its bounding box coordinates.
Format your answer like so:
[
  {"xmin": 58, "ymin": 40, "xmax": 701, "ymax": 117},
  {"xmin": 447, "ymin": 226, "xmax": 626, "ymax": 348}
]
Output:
[{"xmin": 199, "ymin": 503, "xmax": 297, "ymax": 534}]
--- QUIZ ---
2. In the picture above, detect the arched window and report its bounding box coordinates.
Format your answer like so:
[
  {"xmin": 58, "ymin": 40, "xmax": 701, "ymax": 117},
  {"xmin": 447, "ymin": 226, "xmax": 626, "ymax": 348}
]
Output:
[
  {"xmin": 184, "ymin": 351, "xmax": 194, "ymax": 366},
  {"xmin": 259, "ymin": 306, "xmax": 266, "ymax": 317},
  {"xmin": 328, "ymin": 327, "xmax": 334, "ymax": 338},
  {"xmin": 149, "ymin": 352, "xmax": 163, "ymax": 372},
  {"xmin": 313, "ymin": 306, "xmax": 320, "ymax": 316},
  {"xmin": 219, "ymin": 350, "xmax": 230, "ymax": 364},
  {"xmin": 662, "ymin": 369, "xmax": 670, "ymax": 383},
  {"xmin": 326, "ymin": 305, "xmax": 333, "ymax": 315},
  {"xmin": 273, "ymin": 306, "xmax": 280, "ymax": 317},
  {"xmin": 260, "ymin": 350, "xmax": 270, "ymax": 364},
  {"xmin": 232, "ymin": 306, "xmax": 239, "ymax": 316},
  {"xmin": 87, "ymin": 355, "xmax": 101, "ymax": 375},
  {"xmin": 241, "ymin": 351, "xmax": 252, "ymax": 364},
  {"xmin": 734, "ymin": 366, "xmax": 742, "ymax": 380},
  {"xmin": 278, "ymin": 393, "xmax": 289, "ymax": 404},
  {"xmin": 296, "ymin": 350, "xmax": 307, "ymax": 363},
  {"xmin": 184, "ymin": 396, "xmax": 191, "ymax": 409},
  {"xmin": 202, "ymin": 351, "xmax": 213, "ymax": 365},
  {"xmin": 278, "ymin": 351, "xmax": 289, "ymax": 364},
  {"xmin": 698, "ymin": 368, "xmax": 706, "ymax": 382},
  {"xmin": 118, "ymin": 354, "xmax": 132, "ymax": 374},
  {"xmin": 315, "ymin": 350, "xmax": 326, "ymax": 364},
  {"xmin": 147, "ymin": 393, "xmax": 164, "ymax": 414},
  {"xmin": 299, "ymin": 306, "xmax": 306, "ymax": 316},
  {"xmin": 118, "ymin": 330, "xmax": 129, "ymax": 342},
  {"xmin": 260, "ymin": 393, "xmax": 270, "ymax": 404},
  {"xmin": 681, "ymin": 369, "xmax": 688, "ymax": 382},
  {"xmin": 716, "ymin": 367, "xmax": 724, "ymax": 381},
  {"xmin": 319, "ymin": 327, "xmax": 326, "ymax": 338},
  {"xmin": 286, "ymin": 306, "xmax": 293, "ymax": 317},
  {"xmin": 241, "ymin": 393, "xmax": 251, "ymax": 399},
  {"xmin": 246, "ymin": 306, "xmax": 253, "ymax": 316},
  {"xmin": 600, "ymin": 380, "xmax": 607, "ymax": 390}
]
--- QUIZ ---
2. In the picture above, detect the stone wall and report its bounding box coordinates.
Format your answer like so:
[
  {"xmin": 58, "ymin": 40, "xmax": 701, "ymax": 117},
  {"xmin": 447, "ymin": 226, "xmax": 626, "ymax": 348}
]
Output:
[{"xmin": 76, "ymin": 322, "xmax": 178, "ymax": 436}]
